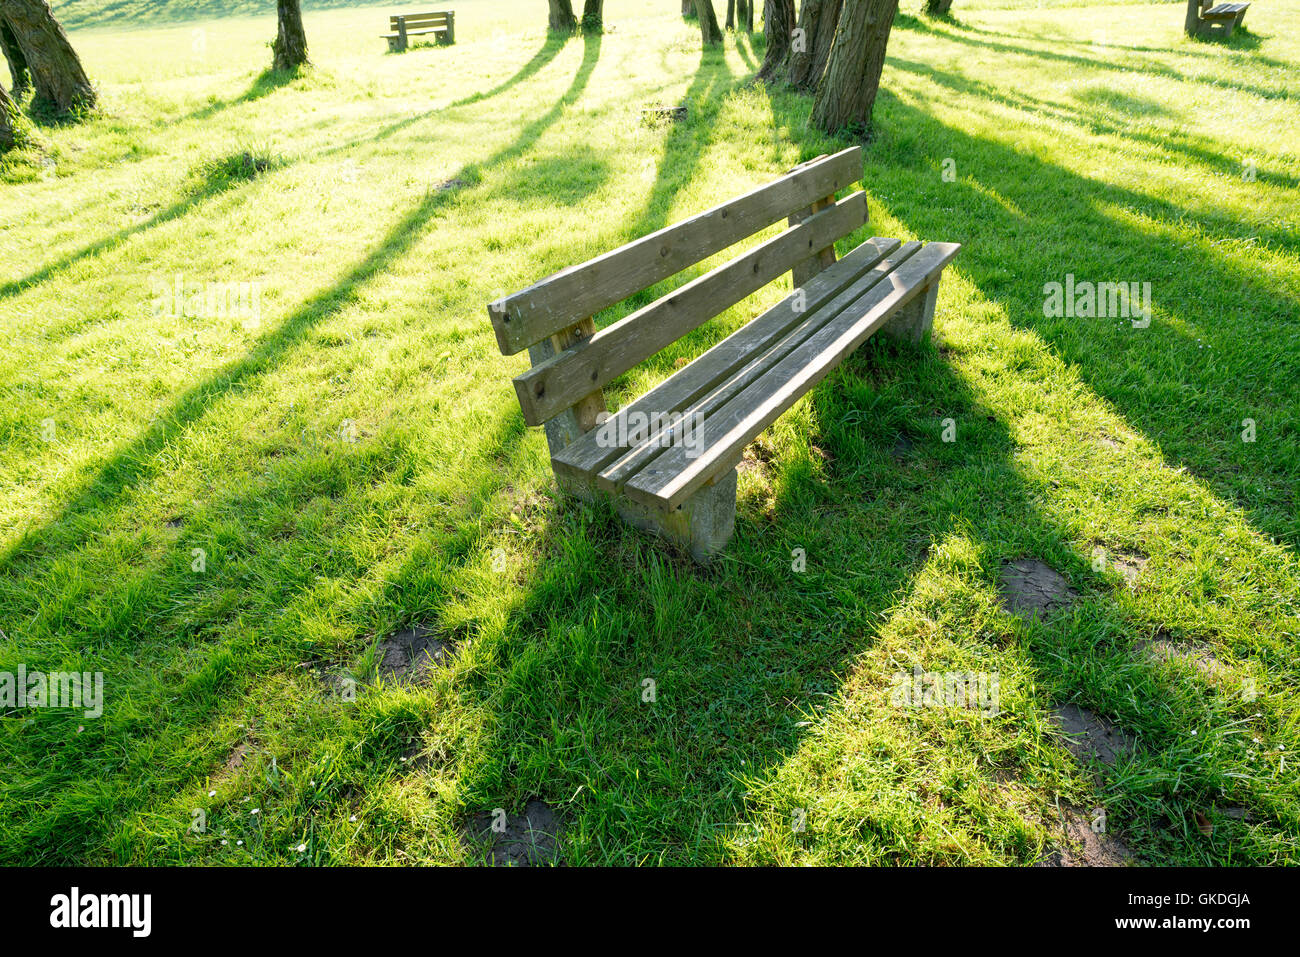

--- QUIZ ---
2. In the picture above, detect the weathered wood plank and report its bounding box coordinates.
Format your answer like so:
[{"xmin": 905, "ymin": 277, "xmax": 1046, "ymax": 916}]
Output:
[
  {"xmin": 623, "ymin": 242, "xmax": 961, "ymax": 509},
  {"xmin": 512, "ymin": 191, "xmax": 869, "ymax": 426},
  {"xmin": 390, "ymin": 13, "xmax": 451, "ymax": 27},
  {"xmin": 488, "ymin": 146, "xmax": 864, "ymax": 355},
  {"xmin": 551, "ymin": 237, "xmax": 902, "ymax": 481},
  {"xmin": 789, "ymin": 189, "xmax": 839, "ymax": 288},
  {"xmin": 549, "ymin": 317, "xmax": 606, "ymax": 433}
]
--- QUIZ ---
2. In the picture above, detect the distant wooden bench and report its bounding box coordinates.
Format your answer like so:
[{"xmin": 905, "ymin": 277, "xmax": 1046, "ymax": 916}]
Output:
[
  {"xmin": 382, "ymin": 11, "xmax": 455, "ymax": 52},
  {"xmin": 486, "ymin": 147, "xmax": 960, "ymax": 562},
  {"xmin": 1185, "ymin": 0, "xmax": 1249, "ymax": 38}
]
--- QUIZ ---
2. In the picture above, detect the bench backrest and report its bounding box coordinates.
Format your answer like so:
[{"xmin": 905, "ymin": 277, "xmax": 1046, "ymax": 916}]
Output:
[
  {"xmin": 488, "ymin": 147, "xmax": 867, "ymax": 428},
  {"xmin": 391, "ymin": 12, "xmax": 452, "ymax": 29}
]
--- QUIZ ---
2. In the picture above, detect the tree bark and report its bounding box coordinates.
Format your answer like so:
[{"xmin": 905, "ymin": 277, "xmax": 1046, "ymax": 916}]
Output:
[
  {"xmin": 581, "ymin": 0, "xmax": 603, "ymax": 31},
  {"xmin": 924, "ymin": 0, "xmax": 953, "ymax": 15},
  {"xmin": 694, "ymin": 0, "xmax": 722, "ymax": 45},
  {"xmin": 788, "ymin": 0, "xmax": 841, "ymax": 90},
  {"xmin": 742, "ymin": 0, "xmax": 754, "ymax": 32},
  {"xmin": 550, "ymin": 0, "xmax": 578, "ymax": 31},
  {"xmin": 726, "ymin": 0, "xmax": 736, "ymax": 29},
  {"xmin": 756, "ymin": 0, "xmax": 795, "ymax": 82},
  {"xmin": 0, "ymin": 0, "xmax": 93, "ymax": 114},
  {"xmin": 811, "ymin": 0, "xmax": 900, "ymax": 136},
  {"xmin": 272, "ymin": 0, "xmax": 308, "ymax": 71},
  {"xmin": 1, "ymin": 17, "xmax": 29, "ymax": 94},
  {"xmin": 0, "ymin": 80, "xmax": 15, "ymax": 150}
]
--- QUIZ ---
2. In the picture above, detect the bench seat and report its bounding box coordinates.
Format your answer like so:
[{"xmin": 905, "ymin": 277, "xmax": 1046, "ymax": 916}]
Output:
[
  {"xmin": 486, "ymin": 147, "xmax": 961, "ymax": 562},
  {"xmin": 1185, "ymin": 0, "xmax": 1248, "ymax": 37},
  {"xmin": 552, "ymin": 238, "xmax": 959, "ymax": 509},
  {"xmin": 1201, "ymin": 2, "xmax": 1249, "ymax": 17}
]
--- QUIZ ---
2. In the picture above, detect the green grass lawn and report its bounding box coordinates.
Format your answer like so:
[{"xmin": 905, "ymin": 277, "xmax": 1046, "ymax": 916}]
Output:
[{"xmin": 1, "ymin": 0, "xmax": 1297, "ymax": 865}]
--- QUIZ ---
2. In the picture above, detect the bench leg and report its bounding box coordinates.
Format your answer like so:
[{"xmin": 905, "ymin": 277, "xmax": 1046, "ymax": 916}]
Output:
[
  {"xmin": 387, "ymin": 36, "xmax": 401, "ymax": 53},
  {"xmin": 553, "ymin": 465, "xmax": 738, "ymax": 562},
  {"xmin": 614, "ymin": 468, "xmax": 738, "ymax": 564},
  {"xmin": 880, "ymin": 277, "xmax": 941, "ymax": 345},
  {"xmin": 789, "ymin": 191, "xmax": 839, "ymax": 288},
  {"xmin": 528, "ymin": 325, "xmax": 607, "ymax": 500}
]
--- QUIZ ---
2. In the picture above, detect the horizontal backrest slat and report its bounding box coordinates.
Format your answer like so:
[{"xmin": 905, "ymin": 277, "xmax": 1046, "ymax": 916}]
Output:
[
  {"xmin": 488, "ymin": 146, "xmax": 863, "ymax": 355},
  {"xmin": 392, "ymin": 13, "xmax": 450, "ymax": 27},
  {"xmin": 511, "ymin": 191, "xmax": 869, "ymax": 426}
]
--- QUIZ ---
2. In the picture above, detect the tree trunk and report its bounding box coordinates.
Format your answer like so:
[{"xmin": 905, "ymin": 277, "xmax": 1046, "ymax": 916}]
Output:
[
  {"xmin": 0, "ymin": 0, "xmax": 94, "ymax": 114},
  {"xmin": 272, "ymin": 0, "xmax": 308, "ymax": 71},
  {"xmin": 756, "ymin": 0, "xmax": 795, "ymax": 81},
  {"xmin": 0, "ymin": 80, "xmax": 15, "ymax": 150},
  {"xmin": 742, "ymin": 0, "xmax": 754, "ymax": 32},
  {"xmin": 811, "ymin": 0, "xmax": 900, "ymax": 136},
  {"xmin": 1, "ymin": 17, "xmax": 30, "ymax": 94},
  {"xmin": 788, "ymin": 0, "xmax": 841, "ymax": 90},
  {"xmin": 682, "ymin": 0, "xmax": 697, "ymax": 19},
  {"xmin": 924, "ymin": 0, "xmax": 953, "ymax": 15},
  {"xmin": 550, "ymin": 0, "xmax": 578, "ymax": 31},
  {"xmin": 581, "ymin": 0, "xmax": 603, "ymax": 31},
  {"xmin": 694, "ymin": 0, "xmax": 722, "ymax": 45},
  {"xmin": 726, "ymin": 0, "xmax": 736, "ymax": 29}
]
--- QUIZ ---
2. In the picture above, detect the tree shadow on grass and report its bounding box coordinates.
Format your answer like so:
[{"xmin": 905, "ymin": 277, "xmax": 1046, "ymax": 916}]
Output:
[
  {"xmin": 862, "ymin": 78, "xmax": 1299, "ymax": 545},
  {"xmin": 0, "ymin": 153, "xmax": 264, "ymax": 301},
  {"xmin": 359, "ymin": 31, "xmax": 574, "ymax": 150},
  {"xmin": 913, "ymin": 17, "xmax": 1291, "ymax": 101},
  {"xmin": 0, "ymin": 33, "xmax": 607, "ymax": 863},
  {"xmin": 181, "ymin": 65, "xmax": 301, "ymax": 123},
  {"xmin": 887, "ymin": 55, "xmax": 1297, "ymax": 193},
  {"xmin": 3, "ymin": 30, "xmax": 604, "ymax": 575},
  {"xmin": 2, "ymin": 33, "xmax": 574, "ymax": 303}
]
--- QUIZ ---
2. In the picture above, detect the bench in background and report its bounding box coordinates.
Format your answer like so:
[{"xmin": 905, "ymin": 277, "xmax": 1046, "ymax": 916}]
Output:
[
  {"xmin": 487, "ymin": 147, "xmax": 961, "ymax": 562},
  {"xmin": 1185, "ymin": 0, "xmax": 1250, "ymax": 38},
  {"xmin": 382, "ymin": 11, "xmax": 455, "ymax": 52}
]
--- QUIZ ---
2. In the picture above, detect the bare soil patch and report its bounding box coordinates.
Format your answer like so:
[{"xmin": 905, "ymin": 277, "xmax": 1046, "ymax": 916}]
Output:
[
  {"xmin": 1038, "ymin": 805, "xmax": 1134, "ymax": 866},
  {"xmin": 998, "ymin": 559, "xmax": 1078, "ymax": 617},
  {"xmin": 376, "ymin": 624, "xmax": 454, "ymax": 683},
  {"xmin": 464, "ymin": 799, "xmax": 564, "ymax": 867},
  {"xmin": 1050, "ymin": 703, "xmax": 1133, "ymax": 767}
]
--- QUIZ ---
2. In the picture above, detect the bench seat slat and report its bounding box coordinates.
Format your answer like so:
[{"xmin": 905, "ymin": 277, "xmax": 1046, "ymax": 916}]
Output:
[
  {"xmin": 1202, "ymin": 2, "xmax": 1247, "ymax": 14},
  {"xmin": 593, "ymin": 242, "xmax": 922, "ymax": 492},
  {"xmin": 551, "ymin": 237, "xmax": 903, "ymax": 481},
  {"xmin": 623, "ymin": 241, "xmax": 962, "ymax": 509},
  {"xmin": 490, "ymin": 147, "xmax": 865, "ymax": 355},
  {"xmin": 512, "ymin": 191, "xmax": 869, "ymax": 426}
]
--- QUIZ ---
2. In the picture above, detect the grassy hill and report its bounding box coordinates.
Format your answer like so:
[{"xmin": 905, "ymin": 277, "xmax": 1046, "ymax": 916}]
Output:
[
  {"xmin": 54, "ymin": 0, "xmax": 387, "ymax": 31},
  {"xmin": 2, "ymin": 0, "xmax": 1298, "ymax": 865},
  {"xmin": 50, "ymin": 0, "xmax": 1177, "ymax": 30}
]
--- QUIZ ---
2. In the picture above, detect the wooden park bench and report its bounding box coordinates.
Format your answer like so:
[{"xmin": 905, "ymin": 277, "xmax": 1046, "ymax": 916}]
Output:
[
  {"xmin": 1185, "ymin": 0, "xmax": 1250, "ymax": 38},
  {"xmin": 382, "ymin": 11, "xmax": 455, "ymax": 52},
  {"xmin": 486, "ymin": 147, "xmax": 960, "ymax": 562}
]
